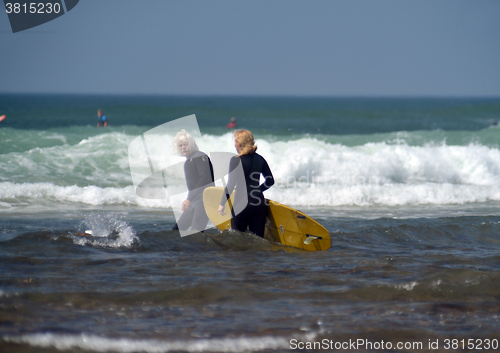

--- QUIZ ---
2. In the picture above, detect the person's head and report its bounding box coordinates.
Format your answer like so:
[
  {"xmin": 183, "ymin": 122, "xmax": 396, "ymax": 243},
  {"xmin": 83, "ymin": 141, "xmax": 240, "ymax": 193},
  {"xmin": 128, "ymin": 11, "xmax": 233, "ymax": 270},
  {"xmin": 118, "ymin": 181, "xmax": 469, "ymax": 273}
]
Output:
[
  {"xmin": 234, "ymin": 129, "xmax": 257, "ymax": 156},
  {"xmin": 97, "ymin": 109, "xmax": 103, "ymax": 118},
  {"xmin": 230, "ymin": 117, "xmax": 236, "ymax": 123},
  {"xmin": 173, "ymin": 130, "xmax": 199, "ymax": 157}
]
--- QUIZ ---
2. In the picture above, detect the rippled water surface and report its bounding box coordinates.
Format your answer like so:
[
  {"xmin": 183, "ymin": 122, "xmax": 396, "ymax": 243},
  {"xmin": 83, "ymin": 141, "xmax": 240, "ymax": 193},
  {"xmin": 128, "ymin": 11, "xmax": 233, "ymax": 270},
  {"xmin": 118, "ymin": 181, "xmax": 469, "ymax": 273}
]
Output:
[{"xmin": 2, "ymin": 212, "xmax": 500, "ymax": 352}]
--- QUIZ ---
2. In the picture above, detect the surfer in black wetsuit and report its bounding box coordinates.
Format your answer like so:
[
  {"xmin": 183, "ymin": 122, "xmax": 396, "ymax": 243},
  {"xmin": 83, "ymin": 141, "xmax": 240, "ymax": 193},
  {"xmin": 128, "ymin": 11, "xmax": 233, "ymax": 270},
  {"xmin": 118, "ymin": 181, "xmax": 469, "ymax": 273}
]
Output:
[
  {"xmin": 172, "ymin": 130, "xmax": 214, "ymax": 232},
  {"xmin": 218, "ymin": 129, "xmax": 274, "ymax": 237}
]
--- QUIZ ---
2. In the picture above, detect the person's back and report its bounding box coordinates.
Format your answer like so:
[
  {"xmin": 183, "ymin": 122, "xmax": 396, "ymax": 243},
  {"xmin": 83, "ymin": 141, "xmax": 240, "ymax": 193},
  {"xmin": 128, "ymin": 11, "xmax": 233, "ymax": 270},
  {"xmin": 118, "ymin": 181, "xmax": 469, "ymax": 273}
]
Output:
[
  {"xmin": 219, "ymin": 129, "xmax": 274, "ymax": 237},
  {"xmin": 228, "ymin": 153, "xmax": 273, "ymax": 207}
]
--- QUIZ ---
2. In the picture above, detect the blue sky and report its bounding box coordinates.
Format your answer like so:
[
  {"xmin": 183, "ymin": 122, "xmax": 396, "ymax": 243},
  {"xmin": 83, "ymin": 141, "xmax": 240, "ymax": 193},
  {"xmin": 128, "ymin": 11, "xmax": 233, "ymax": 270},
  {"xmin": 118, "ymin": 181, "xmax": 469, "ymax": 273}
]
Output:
[{"xmin": 1, "ymin": 0, "xmax": 499, "ymax": 96}]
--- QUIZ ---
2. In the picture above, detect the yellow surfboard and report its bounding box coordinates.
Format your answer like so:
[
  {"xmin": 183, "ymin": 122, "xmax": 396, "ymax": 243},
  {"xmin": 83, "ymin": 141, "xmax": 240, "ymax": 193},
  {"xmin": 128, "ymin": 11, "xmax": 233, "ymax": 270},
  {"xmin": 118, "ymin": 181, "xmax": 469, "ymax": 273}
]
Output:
[
  {"xmin": 203, "ymin": 186, "xmax": 234, "ymax": 231},
  {"xmin": 202, "ymin": 187, "xmax": 331, "ymax": 251}
]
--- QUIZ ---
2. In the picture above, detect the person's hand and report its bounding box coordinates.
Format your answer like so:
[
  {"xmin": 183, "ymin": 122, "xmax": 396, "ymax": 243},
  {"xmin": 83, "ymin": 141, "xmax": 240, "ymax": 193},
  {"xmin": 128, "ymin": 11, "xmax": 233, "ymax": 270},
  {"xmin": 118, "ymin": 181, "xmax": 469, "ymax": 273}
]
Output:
[
  {"xmin": 218, "ymin": 205, "xmax": 226, "ymax": 216},
  {"xmin": 182, "ymin": 199, "xmax": 191, "ymax": 212}
]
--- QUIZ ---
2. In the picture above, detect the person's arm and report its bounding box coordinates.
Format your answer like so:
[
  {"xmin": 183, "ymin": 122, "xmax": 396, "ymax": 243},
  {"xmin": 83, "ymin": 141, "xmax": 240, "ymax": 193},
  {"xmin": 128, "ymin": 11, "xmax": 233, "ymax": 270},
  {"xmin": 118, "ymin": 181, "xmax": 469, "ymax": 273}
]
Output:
[
  {"xmin": 220, "ymin": 156, "xmax": 240, "ymax": 207},
  {"xmin": 259, "ymin": 158, "xmax": 274, "ymax": 193}
]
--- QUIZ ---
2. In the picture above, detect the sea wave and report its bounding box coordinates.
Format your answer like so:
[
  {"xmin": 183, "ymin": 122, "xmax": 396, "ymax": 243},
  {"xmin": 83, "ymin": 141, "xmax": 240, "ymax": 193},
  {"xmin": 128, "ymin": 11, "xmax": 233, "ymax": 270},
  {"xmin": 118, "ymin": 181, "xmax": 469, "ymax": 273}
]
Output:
[
  {"xmin": 2, "ymin": 333, "xmax": 292, "ymax": 353},
  {"xmin": 1, "ymin": 130, "xmax": 500, "ymax": 210}
]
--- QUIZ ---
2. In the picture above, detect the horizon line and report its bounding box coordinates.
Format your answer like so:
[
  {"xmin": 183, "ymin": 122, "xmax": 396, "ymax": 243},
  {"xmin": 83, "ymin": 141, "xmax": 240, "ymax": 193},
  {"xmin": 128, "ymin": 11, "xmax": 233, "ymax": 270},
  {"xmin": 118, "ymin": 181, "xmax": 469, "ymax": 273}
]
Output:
[{"xmin": 1, "ymin": 92, "xmax": 500, "ymax": 99}]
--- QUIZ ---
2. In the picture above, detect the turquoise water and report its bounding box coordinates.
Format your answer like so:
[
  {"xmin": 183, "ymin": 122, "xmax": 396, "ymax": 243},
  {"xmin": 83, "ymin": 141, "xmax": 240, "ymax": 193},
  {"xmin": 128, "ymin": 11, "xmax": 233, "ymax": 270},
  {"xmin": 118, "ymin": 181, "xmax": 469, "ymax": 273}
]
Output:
[
  {"xmin": 2, "ymin": 94, "xmax": 500, "ymax": 353},
  {"xmin": 2, "ymin": 94, "xmax": 499, "ymax": 132}
]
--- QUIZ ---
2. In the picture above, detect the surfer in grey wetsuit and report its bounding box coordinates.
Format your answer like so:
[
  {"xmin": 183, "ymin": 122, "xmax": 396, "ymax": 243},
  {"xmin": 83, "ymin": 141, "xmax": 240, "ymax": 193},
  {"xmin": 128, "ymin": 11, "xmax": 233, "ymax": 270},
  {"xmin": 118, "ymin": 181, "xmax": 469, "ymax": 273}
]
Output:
[
  {"xmin": 218, "ymin": 129, "xmax": 274, "ymax": 237},
  {"xmin": 172, "ymin": 130, "xmax": 214, "ymax": 232}
]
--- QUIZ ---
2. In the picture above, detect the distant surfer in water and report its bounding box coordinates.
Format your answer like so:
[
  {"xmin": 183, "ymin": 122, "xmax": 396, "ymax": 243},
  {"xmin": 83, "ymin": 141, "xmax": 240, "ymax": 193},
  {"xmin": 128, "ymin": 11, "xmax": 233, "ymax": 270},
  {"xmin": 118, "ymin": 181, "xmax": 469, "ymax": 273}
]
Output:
[
  {"xmin": 226, "ymin": 117, "xmax": 237, "ymax": 129},
  {"xmin": 172, "ymin": 130, "xmax": 214, "ymax": 233},
  {"xmin": 97, "ymin": 109, "xmax": 108, "ymax": 127},
  {"xmin": 218, "ymin": 129, "xmax": 274, "ymax": 237}
]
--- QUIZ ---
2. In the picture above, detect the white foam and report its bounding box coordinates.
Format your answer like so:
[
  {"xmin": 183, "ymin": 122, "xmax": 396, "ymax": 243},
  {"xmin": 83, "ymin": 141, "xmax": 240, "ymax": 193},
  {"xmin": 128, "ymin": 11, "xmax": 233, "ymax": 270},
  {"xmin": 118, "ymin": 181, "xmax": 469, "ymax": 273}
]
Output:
[
  {"xmin": 262, "ymin": 139, "xmax": 500, "ymax": 188},
  {"xmin": 265, "ymin": 182, "xmax": 500, "ymax": 207},
  {"xmin": 2, "ymin": 133, "xmax": 500, "ymax": 210},
  {"xmin": 395, "ymin": 281, "xmax": 418, "ymax": 291},
  {"xmin": 3, "ymin": 333, "xmax": 291, "ymax": 353}
]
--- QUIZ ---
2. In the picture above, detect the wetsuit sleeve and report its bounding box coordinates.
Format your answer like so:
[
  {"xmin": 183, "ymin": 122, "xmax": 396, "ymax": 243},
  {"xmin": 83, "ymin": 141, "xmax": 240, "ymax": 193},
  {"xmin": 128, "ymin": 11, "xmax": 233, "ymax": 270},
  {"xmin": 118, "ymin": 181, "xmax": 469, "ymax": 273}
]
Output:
[
  {"xmin": 220, "ymin": 156, "xmax": 239, "ymax": 206},
  {"xmin": 187, "ymin": 154, "xmax": 214, "ymax": 201},
  {"xmin": 259, "ymin": 157, "xmax": 274, "ymax": 193}
]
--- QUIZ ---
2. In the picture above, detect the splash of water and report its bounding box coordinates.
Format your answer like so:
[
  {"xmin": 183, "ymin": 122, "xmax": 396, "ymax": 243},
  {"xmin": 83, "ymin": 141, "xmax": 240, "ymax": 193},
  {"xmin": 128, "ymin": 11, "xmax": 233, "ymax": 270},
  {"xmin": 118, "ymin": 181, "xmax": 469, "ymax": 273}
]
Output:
[{"xmin": 76, "ymin": 213, "xmax": 138, "ymax": 248}]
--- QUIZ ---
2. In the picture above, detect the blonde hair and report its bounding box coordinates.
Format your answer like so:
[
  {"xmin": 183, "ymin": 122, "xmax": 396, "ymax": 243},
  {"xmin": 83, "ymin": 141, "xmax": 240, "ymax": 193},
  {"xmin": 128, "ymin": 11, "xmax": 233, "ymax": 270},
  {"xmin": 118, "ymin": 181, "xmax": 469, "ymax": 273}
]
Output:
[
  {"xmin": 173, "ymin": 129, "xmax": 199, "ymax": 156},
  {"xmin": 234, "ymin": 129, "xmax": 257, "ymax": 156}
]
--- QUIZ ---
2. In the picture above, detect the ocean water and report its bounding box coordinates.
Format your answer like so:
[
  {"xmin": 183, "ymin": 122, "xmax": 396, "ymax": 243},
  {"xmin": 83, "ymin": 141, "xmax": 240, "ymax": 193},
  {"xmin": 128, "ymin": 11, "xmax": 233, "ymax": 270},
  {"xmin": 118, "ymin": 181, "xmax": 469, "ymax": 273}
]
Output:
[{"xmin": 1, "ymin": 94, "xmax": 500, "ymax": 352}]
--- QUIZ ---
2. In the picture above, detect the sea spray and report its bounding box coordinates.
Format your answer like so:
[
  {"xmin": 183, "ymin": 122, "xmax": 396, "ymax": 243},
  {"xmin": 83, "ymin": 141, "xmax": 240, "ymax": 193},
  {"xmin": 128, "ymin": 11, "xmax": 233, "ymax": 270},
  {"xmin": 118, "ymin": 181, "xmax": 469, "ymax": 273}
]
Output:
[{"xmin": 76, "ymin": 213, "xmax": 138, "ymax": 248}]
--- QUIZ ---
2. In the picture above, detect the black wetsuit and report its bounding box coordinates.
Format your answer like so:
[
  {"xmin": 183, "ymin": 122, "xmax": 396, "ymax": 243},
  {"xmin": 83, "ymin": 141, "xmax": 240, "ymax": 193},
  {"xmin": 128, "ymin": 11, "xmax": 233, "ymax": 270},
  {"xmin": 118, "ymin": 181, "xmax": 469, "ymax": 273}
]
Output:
[
  {"xmin": 173, "ymin": 151, "xmax": 214, "ymax": 232},
  {"xmin": 220, "ymin": 152, "xmax": 274, "ymax": 237}
]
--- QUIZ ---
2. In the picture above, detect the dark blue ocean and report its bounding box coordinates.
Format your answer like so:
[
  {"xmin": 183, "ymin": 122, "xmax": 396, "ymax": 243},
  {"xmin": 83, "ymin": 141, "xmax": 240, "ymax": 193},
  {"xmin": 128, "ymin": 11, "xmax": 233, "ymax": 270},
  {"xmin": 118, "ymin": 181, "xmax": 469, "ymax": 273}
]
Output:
[{"xmin": 1, "ymin": 94, "xmax": 500, "ymax": 352}]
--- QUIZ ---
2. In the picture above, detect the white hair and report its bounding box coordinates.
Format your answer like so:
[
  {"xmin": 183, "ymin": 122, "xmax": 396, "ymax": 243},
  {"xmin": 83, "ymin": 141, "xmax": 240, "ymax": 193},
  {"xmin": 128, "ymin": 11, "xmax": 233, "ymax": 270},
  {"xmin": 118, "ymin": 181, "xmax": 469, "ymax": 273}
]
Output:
[{"xmin": 173, "ymin": 129, "xmax": 199, "ymax": 156}]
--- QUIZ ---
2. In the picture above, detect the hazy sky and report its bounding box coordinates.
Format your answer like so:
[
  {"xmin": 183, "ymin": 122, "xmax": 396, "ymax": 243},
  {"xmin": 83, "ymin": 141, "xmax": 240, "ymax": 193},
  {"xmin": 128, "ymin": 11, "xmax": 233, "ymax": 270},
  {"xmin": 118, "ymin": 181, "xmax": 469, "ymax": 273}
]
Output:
[{"xmin": 1, "ymin": 0, "xmax": 499, "ymax": 96}]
